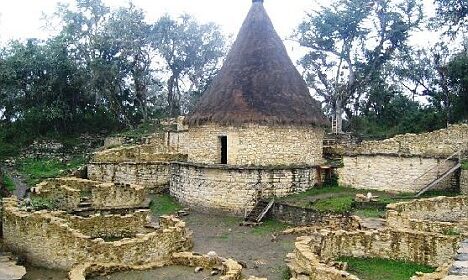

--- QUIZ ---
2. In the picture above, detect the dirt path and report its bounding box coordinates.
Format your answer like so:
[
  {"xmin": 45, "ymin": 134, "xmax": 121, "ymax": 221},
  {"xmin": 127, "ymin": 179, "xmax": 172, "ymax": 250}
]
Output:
[
  {"xmin": 3, "ymin": 167, "xmax": 29, "ymax": 199},
  {"xmin": 180, "ymin": 212, "xmax": 295, "ymax": 280}
]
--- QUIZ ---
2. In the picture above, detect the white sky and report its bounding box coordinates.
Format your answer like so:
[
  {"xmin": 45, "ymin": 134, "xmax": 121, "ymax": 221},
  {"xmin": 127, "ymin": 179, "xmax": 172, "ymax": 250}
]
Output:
[{"xmin": 0, "ymin": 0, "xmax": 436, "ymax": 51}]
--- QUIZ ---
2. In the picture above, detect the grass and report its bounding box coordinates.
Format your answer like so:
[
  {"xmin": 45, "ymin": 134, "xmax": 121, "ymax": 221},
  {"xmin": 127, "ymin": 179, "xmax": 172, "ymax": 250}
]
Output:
[
  {"xmin": 353, "ymin": 208, "xmax": 384, "ymax": 218},
  {"xmin": 462, "ymin": 160, "xmax": 468, "ymax": 170},
  {"xmin": 150, "ymin": 194, "xmax": 182, "ymax": 216},
  {"xmin": 2, "ymin": 174, "xmax": 16, "ymax": 192},
  {"xmin": 338, "ymin": 257, "xmax": 435, "ymax": 280},
  {"xmin": 251, "ymin": 218, "xmax": 289, "ymax": 235},
  {"xmin": 30, "ymin": 197, "xmax": 58, "ymax": 210},
  {"xmin": 114, "ymin": 122, "xmax": 164, "ymax": 138},
  {"xmin": 18, "ymin": 155, "xmax": 85, "ymax": 186},
  {"xmin": 312, "ymin": 196, "xmax": 354, "ymax": 212}
]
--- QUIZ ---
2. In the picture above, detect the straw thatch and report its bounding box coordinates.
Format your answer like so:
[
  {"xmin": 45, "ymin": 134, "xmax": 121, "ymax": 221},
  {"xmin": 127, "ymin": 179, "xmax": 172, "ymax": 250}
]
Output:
[{"xmin": 186, "ymin": 1, "xmax": 328, "ymax": 127}]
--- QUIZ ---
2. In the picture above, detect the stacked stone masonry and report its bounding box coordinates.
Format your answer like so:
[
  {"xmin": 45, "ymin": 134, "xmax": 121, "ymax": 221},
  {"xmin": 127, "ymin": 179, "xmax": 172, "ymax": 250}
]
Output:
[
  {"xmin": 386, "ymin": 196, "xmax": 468, "ymax": 236},
  {"xmin": 170, "ymin": 162, "xmax": 318, "ymax": 214},
  {"xmin": 2, "ymin": 197, "xmax": 192, "ymax": 270},
  {"xmin": 338, "ymin": 155, "xmax": 457, "ymax": 192},
  {"xmin": 287, "ymin": 227, "xmax": 462, "ymax": 280},
  {"xmin": 92, "ymin": 143, "xmax": 187, "ymax": 163},
  {"xmin": 344, "ymin": 124, "xmax": 468, "ymax": 157},
  {"xmin": 461, "ymin": 170, "xmax": 468, "ymax": 195},
  {"xmin": 172, "ymin": 124, "xmax": 324, "ymax": 166},
  {"xmin": 88, "ymin": 162, "xmax": 171, "ymax": 191},
  {"xmin": 31, "ymin": 177, "xmax": 148, "ymax": 210},
  {"xmin": 68, "ymin": 251, "xmax": 245, "ymax": 280}
]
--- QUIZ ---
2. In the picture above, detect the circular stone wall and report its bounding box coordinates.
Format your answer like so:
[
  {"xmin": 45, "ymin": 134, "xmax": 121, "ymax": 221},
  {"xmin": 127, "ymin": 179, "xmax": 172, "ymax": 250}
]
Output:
[
  {"xmin": 180, "ymin": 124, "xmax": 324, "ymax": 166},
  {"xmin": 170, "ymin": 162, "xmax": 318, "ymax": 214}
]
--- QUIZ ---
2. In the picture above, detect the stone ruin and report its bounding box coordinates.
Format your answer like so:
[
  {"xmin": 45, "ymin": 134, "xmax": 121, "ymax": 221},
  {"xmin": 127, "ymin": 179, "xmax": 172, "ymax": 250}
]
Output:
[{"xmin": 286, "ymin": 195, "xmax": 468, "ymax": 280}]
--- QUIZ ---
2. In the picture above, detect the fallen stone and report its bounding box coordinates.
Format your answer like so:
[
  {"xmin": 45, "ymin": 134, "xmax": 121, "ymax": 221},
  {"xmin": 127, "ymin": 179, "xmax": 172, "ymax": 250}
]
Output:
[
  {"xmin": 0, "ymin": 257, "xmax": 26, "ymax": 280},
  {"xmin": 194, "ymin": 266, "xmax": 203, "ymax": 273},
  {"xmin": 210, "ymin": 269, "xmax": 219, "ymax": 276}
]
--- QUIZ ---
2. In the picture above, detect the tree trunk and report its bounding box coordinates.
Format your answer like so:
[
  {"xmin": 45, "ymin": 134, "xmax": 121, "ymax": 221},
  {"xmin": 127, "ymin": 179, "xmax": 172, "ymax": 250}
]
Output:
[{"xmin": 334, "ymin": 97, "xmax": 343, "ymax": 134}]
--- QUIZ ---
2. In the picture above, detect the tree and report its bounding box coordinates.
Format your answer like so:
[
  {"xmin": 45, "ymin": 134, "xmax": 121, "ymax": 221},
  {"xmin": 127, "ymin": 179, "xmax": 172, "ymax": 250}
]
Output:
[
  {"xmin": 151, "ymin": 15, "xmax": 226, "ymax": 117},
  {"xmin": 296, "ymin": 0, "xmax": 423, "ymax": 133},
  {"xmin": 431, "ymin": 0, "xmax": 467, "ymax": 36}
]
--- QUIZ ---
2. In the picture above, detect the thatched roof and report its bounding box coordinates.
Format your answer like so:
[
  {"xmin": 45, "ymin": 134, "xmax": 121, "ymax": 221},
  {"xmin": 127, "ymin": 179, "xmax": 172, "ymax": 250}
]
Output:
[{"xmin": 186, "ymin": 0, "xmax": 328, "ymax": 127}]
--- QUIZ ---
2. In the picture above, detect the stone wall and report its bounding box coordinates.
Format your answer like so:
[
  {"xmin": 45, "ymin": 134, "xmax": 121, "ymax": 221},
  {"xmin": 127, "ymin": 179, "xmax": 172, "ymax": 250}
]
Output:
[
  {"xmin": 386, "ymin": 196, "xmax": 468, "ymax": 236},
  {"xmin": 88, "ymin": 162, "xmax": 171, "ymax": 191},
  {"xmin": 31, "ymin": 177, "xmax": 148, "ymax": 210},
  {"xmin": 2, "ymin": 198, "xmax": 192, "ymax": 270},
  {"xmin": 271, "ymin": 202, "xmax": 361, "ymax": 228},
  {"xmin": 461, "ymin": 170, "xmax": 468, "ymax": 195},
  {"xmin": 344, "ymin": 124, "xmax": 468, "ymax": 157},
  {"xmin": 319, "ymin": 229, "xmax": 461, "ymax": 267},
  {"xmin": 92, "ymin": 144, "xmax": 187, "ymax": 163},
  {"xmin": 69, "ymin": 251, "xmax": 243, "ymax": 280},
  {"xmin": 174, "ymin": 124, "xmax": 324, "ymax": 166},
  {"xmin": 338, "ymin": 155, "xmax": 457, "ymax": 192},
  {"xmin": 287, "ymin": 227, "xmax": 462, "ymax": 280},
  {"xmin": 170, "ymin": 162, "xmax": 318, "ymax": 214}
]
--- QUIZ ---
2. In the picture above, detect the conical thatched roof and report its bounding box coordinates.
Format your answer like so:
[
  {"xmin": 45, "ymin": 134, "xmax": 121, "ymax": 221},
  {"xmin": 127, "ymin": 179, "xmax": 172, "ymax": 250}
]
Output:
[{"xmin": 186, "ymin": 0, "xmax": 328, "ymax": 126}]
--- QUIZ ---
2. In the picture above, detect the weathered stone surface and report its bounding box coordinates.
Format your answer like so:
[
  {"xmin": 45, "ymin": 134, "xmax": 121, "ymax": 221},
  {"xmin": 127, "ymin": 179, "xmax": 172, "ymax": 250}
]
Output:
[
  {"xmin": 342, "ymin": 124, "xmax": 468, "ymax": 157},
  {"xmin": 2, "ymin": 198, "xmax": 192, "ymax": 270},
  {"xmin": 31, "ymin": 177, "xmax": 149, "ymax": 210},
  {"xmin": 0, "ymin": 255, "xmax": 26, "ymax": 280},
  {"xmin": 170, "ymin": 124, "xmax": 324, "ymax": 166},
  {"xmin": 338, "ymin": 155, "xmax": 458, "ymax": 192},
  {"xmin": 88, "ymin": 162, "xmax": 171, "ymax": 191},
  {"xmin": 460, "ymin": 170, "xmax": 468, "ymax": 195},
  {"xmin": 170, "ymin": 162, "xmax": 318, "ymax": 214}
]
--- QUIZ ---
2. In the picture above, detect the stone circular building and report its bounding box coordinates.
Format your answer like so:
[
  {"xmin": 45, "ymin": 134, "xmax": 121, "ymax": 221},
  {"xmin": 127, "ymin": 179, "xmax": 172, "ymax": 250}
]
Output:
[
  {"xmin": 184, "ymin": 0, "xmax": 327, "ymax": 166},
  {"xmin": 170, "ymin": 0, "xmax": 328, "ymax": 214}
]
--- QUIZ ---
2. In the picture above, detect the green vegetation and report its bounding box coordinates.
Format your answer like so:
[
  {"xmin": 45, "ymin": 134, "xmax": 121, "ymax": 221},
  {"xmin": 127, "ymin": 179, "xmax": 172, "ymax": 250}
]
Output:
[
  {"xmin": 18, "ymin": 156, "xmax": 85, "ymax": 186},
  {"xmin": 150, "ymin": 194, "xmax": 182, "ymax": 216},
  {"xmin": 442, "ymin": 227, "xmax": 461, "ymax": 236},
  {"xmin": 312, "ymin": 196, "xmax": 354, "ymax": 213},
  {"xmin": 462, "ymin": 160, "xmax": 468, "ymax": 170},
  {"xmin": 113, "ymin": 122, "xmax": 164, "ymax": 138},
  {"xmin": 30, "ymin": 197, "xmax": 58, "ymax": 211},
  {"xmin": 353, "ymin": 209, "xmax": 384, "ymax": 218},
  {"xmin": 2, "ymin": 174, "xmax": 16, "ymax": 192},
  {"xmin": 251, "ymin": 219, "xmax": 288, "ymax": 235},
  {"xmin": 338, "ymin": 257, "xmax": 435, "ymax": 280}
]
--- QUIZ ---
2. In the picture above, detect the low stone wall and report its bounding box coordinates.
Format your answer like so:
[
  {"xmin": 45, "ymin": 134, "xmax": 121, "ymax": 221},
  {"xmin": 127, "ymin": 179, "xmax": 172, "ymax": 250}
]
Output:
[
  {"xmin": 344, "ymin": 124, "xmax": 468, "ymax": 157},
  {"xmin": 88, "ymin": 162, "xmax": 171, "ymax": 191},
  {"xmin": 271, "ymin": 202, "xmax": 361, "ymax": 229},
  {"xmin": 386, "ymin": 196, "xmax": 468, "ymax": 236},
  {"xmin": 2, "ymin": 198, "xmax": 192, "ymax": 270},
  {"xmin": 170, "ymin": 162, "xmax": 318, "ymax": 214},
  {"xmin": 287, "ymin": 227, "xmax": 462, "ymax": 280},
  {"xmin": 338, "ymin": 155, "xmax": 457, "ymax": 192},
  {"xmin": 92, "ymin": 144, "xmax": 187, "ymax": 163},
  {"xmin": 69, "ymin": 251, "xmax": 243, "ymax": 280},
  {"xmin": 31, "ymin": 177, "xmax": 148, "ymax": 211},
  {"xmin": 461, "ymin": 170, "xmax": 468, "ymax": 195}
]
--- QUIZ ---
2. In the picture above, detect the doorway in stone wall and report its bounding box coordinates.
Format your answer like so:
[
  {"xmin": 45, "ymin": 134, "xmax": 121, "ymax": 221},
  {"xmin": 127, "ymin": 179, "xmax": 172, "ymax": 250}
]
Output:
[{"xmin": 219, "ymin": 136, "xmax": 227, "ymax": 164}]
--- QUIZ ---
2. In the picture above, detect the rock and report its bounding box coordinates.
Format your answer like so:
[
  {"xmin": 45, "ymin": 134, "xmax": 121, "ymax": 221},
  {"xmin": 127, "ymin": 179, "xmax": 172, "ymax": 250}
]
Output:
[
  {"xmin": 238, "ymin": 260, "xmax": 248, "ymax": 268},
  {"xmin": 194, "ymin": 266, "xmax": 203, "ymax": 273},
  {"xmin": 177, "ymin": 210, "xmax": 189, "ymax": 217},
  {"xmin": 0, "ymin": 255, "xmax": 26, "ymax": 280},
  {"xmin": 210, "ymin": 269, "xmax": 219, "ymax": 276},
  {"xmin": 207, "ymin": 251, "xmax": 217, "ymax": 258}
]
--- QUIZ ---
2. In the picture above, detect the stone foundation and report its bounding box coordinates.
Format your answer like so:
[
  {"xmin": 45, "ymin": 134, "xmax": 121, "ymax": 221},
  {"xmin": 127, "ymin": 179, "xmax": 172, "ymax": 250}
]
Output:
[
  {"xmin": 2, "ymin": 197, "xmax": 192, "ymax": 270},
  {"xmin": 31, "ymin": 177, "xmax": 148, "ymax": 210},
  {"xmin": 69, "ymin": 251, "xmax": 243, "ymax": 280},
  {"xmin": 338, "ymin": 155, "xmax": 457, "ymax": 192},
  {"xmin": 287, "ymin": 227, "xmax": 462, "ymax": 280},
  {"xmin": 87, "ymin": 162, "xmax": 171, "ymax": 191},
  {"xmin": 386, "ymin": 196, "xmax": 468, "ymax": 236},
  {"xmin": 92, "ymin": 143, "xmax": 186, "ymax": 163},
  {"xmin": 170, "ymin": 162, "xmax": 318, "ymax": 214}
]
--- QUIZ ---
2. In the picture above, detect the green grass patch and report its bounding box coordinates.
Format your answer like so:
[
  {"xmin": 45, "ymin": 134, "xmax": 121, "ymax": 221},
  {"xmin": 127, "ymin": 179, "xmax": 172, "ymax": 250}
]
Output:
[
  {"xmin": 353, "ymin": 208, "xmax": 384, "ymax": 218},
  {"xmin": 2, "ymin": 174, "xmax": 16, "ymax": 192},
  {"xmin": 251, "ymin": 218, "xmax": 288, "ymax": 235},
  {"xmin": 312, "ymin": 196, "xmax": 354, "ymax": 212},
  {"xmin": 462, "ymin": 160, "xmax": 468, "ymax": 170},
  {"xmin": 114, "ymin": 122, "xmax": 164, "ymax": 138},
  {"xmin": 338, "ymin": 257, "xmax": 435, "ymax": 280},
  {"xmin": 150, "ymin": 194, "xmax": 182, "ymax": 216},
  {"xmin": 18, "ymin": 155, "xmax": 85, "ymax": 186},
  {"xmin": 30, "ymin": 197, "xmax": 58, "ymax": 211}
]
